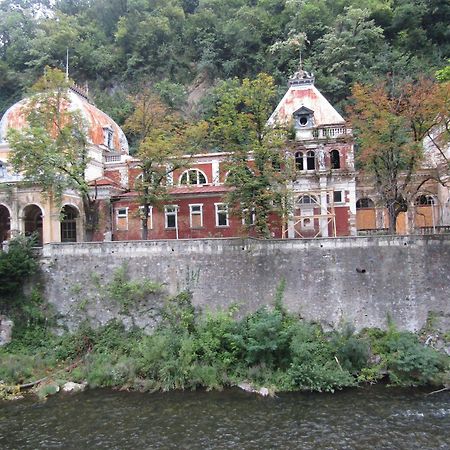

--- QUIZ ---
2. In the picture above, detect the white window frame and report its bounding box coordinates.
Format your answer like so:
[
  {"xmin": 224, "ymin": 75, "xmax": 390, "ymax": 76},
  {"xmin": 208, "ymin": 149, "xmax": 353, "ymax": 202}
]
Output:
[
  {"xmin": 215, "ymin": 203, "xmax": 229, "ymax": 227},
  {"xmin": 189, "ymin": 204, "xmax": 204, "ymax": 228},
  {"xmin": 164, "ymin": 205, "xmax": 179, "ymax": 229},
  {"xmin": 139, "ymin": 205, "xmax": 153, "ymax": 229},
  {"xmin": 333, "ymin": 191, "xmax": 343, "ymax": 204},
  {"xmin": 117, "ymin": 207, "xmax": 128, "ymax": 218},
  {"xmin": 179, "ymin": 169, "xmax": 208, "ymax": 186},
  {"xmin": 116, "ymin": 207, "xmax": 129, "ymax": 231},
  {"xmin": 241, "ymin": 208, "xmax": 256, "ymax": 226}
]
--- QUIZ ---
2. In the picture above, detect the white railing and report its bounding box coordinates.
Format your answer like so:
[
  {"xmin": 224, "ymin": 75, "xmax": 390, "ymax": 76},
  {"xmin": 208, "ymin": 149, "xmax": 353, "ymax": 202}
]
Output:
[
  {"xmin": 313, "ymin": 127, "xmax": 351, "ymax": 139},
  {"xmin": 105, "ymin": 154, "xmax": 121, "ymax": 163}
]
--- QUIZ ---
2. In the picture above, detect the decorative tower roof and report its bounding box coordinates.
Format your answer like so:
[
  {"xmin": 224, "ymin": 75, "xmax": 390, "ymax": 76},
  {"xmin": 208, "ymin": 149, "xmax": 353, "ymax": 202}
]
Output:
[{"xmin": 268, "ymin": 69, "xmax": 345, "ymax": 128}]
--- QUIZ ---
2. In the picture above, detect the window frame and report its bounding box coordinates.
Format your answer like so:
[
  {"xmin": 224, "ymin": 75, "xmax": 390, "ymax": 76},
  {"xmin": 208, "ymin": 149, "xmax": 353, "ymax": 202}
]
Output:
[
  {"xmin": 330, "ymin": 149, "xmax": 341, "ymax": 169},
  {"xmin": 164, "ymin": 205, "xmax": 179, "ymax": 229},
  {"xmin": 189, "ymin": 203, "xmax": 204, "ymax": 228},
  {"xmin": 333, "ymin": 191, "xmax": 343, "ymax": 204},
  {"xmin": 139, "ymin": 205, "xmax": 153, "ymax": 229},
  {"xmin": 215, "ymin": 203, "xmax": 229, "ymax": 227},
  {"xmin": 179, "ymin": 169, "xmax": 208, "ymax": 186}
]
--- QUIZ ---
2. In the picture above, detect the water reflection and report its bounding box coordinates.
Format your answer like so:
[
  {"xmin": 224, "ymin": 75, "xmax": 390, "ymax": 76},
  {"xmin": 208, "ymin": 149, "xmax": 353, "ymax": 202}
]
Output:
[{"xmin": 1, "ymin": 386, "xmax": 449, "ymax": 449}]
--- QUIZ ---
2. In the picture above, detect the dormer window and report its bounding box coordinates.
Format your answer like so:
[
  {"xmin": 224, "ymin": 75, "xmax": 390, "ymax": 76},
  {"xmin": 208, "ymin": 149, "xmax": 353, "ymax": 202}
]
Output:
[
  {"xmin": 103, "ymin": 126, "xmax": 114, "ymax": 149},
  {"xmin": 293, "ymin": 106, "xmax": 314, "ymax": 129}
]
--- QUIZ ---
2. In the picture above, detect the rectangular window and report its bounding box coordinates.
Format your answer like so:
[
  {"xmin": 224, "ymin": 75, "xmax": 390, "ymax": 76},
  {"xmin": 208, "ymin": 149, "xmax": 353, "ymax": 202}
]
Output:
[
  {"xmin": 189, "ymin": 204, "xmax": 203, "ymax": 228},
  {"xmin": 215, "ymin": 203, "xmax": 229, "ymax": 227},
  {"xmin": 333, "ymin": 191, "xmax": 343, "ymax": 203},
  {"xmin": 117, "ymin": 208, "xmax": 127, "ymax": 218},
  {"xmin": 139, "ymin": 205, "xmax": 153, "ymax": 229},
  {"xmin": 165, "ymin": 205, "xmax": 178, "ymax": 229},
  {"xmin": 242, "ymin": 209, "xmax": 255, "ymax": 226},
  {"xmin": 116, "ymin": 207, "xmax": 128, "ymax": 231}
]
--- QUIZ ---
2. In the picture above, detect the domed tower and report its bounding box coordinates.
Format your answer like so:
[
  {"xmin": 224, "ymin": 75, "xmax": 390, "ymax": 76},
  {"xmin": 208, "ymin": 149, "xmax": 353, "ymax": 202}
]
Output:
[{"xmin": 0, "ymin": 86, "xmax": 129, "ymax": 244}]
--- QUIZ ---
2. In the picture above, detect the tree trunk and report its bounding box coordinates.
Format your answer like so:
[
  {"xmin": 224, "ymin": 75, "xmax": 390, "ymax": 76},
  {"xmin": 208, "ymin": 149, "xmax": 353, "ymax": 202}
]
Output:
[
  {"xmin": 141, "ymin": 204, "xmax": 149, "ymax": 240},
  {"xmin": 387, "ymin": 202, "xmax": 398, "ymax": 235},
  {"xmin": 82, "ymin": 196, "xmax": 98, "ymax": 242}
]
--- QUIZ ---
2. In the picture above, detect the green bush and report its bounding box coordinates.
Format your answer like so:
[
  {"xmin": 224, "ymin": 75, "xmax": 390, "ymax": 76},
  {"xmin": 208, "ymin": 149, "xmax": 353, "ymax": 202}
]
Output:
[{"xmin": 0, "ymin": 235, "xmax": 38, "ymax": 301}]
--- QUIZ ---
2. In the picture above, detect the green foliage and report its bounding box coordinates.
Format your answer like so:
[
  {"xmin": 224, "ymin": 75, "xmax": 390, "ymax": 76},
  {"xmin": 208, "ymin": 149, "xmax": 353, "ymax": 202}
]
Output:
[
  {"xmin": 161, "ymin": 291, "xmax": 196, "ymax": 333},
  {"xmin": 107, "ymin": 264, "xmax": 164, "ymax": 314},
  {"xmin": 1, "ymin": 289, "xmax": 448, "ymax": 395},
  {"xmin": 0, "ymin": 0, "xmax": 448, "ymax": 120},
  {"xmin": 0, "ymin": 235, "xmax": 39, "ymax": 301},
  {"xmin": 209, "ymin": 73, "xmax": 292, "ymax": 237}
]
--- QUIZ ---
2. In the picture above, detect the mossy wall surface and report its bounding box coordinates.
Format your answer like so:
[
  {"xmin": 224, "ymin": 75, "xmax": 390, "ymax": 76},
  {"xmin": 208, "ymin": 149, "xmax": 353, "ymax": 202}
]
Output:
[{"xmin": 41, "ymin": 235, "xmax": 450, "ymax": 332}]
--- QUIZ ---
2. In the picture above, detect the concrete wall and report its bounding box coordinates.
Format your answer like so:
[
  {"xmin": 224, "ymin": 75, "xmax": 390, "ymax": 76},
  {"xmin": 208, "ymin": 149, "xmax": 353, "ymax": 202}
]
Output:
[{"xmin": 41, "ymin": 235, "xmax": 450, "ymax": 332}]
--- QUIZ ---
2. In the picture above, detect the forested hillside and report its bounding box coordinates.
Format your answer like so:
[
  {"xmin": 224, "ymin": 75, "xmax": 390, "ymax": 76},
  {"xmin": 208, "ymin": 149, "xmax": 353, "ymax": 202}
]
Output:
[{"xmin": 1, "ymin": 0, "xmax": 449, "ymax": 122}]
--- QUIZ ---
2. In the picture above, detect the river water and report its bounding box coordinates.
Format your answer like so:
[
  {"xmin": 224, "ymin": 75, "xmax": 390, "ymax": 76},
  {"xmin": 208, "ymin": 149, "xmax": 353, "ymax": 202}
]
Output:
[{"xmin": 1, "ymin": 386, "xmax": 449, "ymax": 449}]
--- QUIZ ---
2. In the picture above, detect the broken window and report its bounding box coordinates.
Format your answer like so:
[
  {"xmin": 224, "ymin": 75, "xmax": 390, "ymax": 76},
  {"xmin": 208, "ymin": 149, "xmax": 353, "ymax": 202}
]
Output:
[
  {"xmin": 306, "ymin": 151, "xmax": 316, "ymax": 170},
  {"xmin": 295, "ymin": 152, "xmax": 304, "ymax": 170},
  {"xmin": 330, "ymin": 150, "xmax": 340, "ymax": 169}
]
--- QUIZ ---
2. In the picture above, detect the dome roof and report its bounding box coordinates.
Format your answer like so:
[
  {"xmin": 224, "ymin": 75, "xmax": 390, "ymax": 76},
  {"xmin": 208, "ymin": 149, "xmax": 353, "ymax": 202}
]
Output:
[{"xmin": 0, "ymin": 87, "xmax": 129, "ymax": 153}]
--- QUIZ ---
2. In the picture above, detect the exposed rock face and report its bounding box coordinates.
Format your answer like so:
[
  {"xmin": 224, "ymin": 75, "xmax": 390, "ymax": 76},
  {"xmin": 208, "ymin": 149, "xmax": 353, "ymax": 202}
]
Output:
[{"xmin": 0, "ymin": 315, "xmax": 13, "ymax": 346}]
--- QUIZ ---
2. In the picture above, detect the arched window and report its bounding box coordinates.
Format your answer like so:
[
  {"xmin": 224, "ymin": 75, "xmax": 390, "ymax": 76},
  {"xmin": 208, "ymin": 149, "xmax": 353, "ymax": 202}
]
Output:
[
  {"xmin": 297, "ymin": 195, "xmax": 317, "ymax": 205},
  {"xmin": 330, "ymin": 150, "xmax": 340, "ymax": 169},
  {"xmin": 0, "ymin": 204, "xmax": 11, "ymax": 242},
  {"xmin": 23, "ymin": 204, "xmax": 43, "ymax": 246},
  {"xmin": 295, "ymin": 152, "xmax": 304, "ymax": 170},
  {"xmin": 356, "ymin": 198, "xmax": 374, "ymax": 209},
  {"xmin": 306, "ymin": 151, "xmax": 315, "ymax": 170},
  {"xmin": 60, "ymin": 205, "xmax": 79, "ymax": 242},
  {"xmin": 179, "ymin": 169, "xmax": 207, "ymax": 185},
  {"xmin": 415, "ymin": 195, "xmax": 435, "ymax": 206}
]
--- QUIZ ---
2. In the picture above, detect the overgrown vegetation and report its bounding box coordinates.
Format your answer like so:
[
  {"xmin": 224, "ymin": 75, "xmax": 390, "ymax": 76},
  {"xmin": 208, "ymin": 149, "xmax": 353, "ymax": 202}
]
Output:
[
  {"xmin": 1, "ymin": 282, "xmax": 448, "ymax": 399},
  {"xmin": 1, "ymin": 1, "xmax": 449, "ymax": 118}
]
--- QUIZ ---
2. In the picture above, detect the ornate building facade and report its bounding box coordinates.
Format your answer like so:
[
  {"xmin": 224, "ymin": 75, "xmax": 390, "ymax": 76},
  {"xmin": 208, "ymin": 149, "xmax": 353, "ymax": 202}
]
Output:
[{"xmin": 0, "ymin": 72, "xmax": 448, "ymax": 244}]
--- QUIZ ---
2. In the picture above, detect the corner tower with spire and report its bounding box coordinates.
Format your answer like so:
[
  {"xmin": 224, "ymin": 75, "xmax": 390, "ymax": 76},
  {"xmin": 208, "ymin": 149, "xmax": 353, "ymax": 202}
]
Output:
[{"xmin": 270, "ymin": 68, "xmax": 357, "ymax": 238}]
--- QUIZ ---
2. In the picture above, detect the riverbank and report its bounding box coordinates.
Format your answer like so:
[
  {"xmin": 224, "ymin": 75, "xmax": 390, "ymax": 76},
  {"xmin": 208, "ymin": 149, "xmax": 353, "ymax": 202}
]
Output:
[
  {"xmin": 1, "ymin": 290, "xmax": 449, "ymax": 401},
  {"xmin": 0, "ymin": 237, "xmax": 449, "ymax": 401}
]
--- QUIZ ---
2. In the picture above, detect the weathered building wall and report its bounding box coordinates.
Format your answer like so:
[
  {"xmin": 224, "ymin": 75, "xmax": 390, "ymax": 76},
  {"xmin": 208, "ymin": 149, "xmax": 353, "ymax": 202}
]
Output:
[{"xmin": 41, "ymin": 235, "xmax": 450, "ymax": 332}]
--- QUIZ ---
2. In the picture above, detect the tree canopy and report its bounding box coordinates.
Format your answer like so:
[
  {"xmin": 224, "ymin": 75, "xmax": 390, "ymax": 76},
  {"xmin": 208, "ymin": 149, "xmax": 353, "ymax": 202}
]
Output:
[
  {"xmin": 348, "ymin": 77, "xmax": 450, "ymax": 232},
  {"xmin": 0, "ymin": 0, "xmax": 449, "ymax": 119}
]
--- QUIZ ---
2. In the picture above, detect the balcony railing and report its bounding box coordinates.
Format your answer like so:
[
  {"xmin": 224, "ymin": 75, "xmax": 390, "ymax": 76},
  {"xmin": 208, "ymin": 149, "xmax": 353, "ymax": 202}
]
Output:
[
  {"xmin": 312, "ymin": 127, "xmax": 351, "ymax": 139},
  {"xmin": 104, "ymin": 154, "xmax": 122, "ymax": 163}
]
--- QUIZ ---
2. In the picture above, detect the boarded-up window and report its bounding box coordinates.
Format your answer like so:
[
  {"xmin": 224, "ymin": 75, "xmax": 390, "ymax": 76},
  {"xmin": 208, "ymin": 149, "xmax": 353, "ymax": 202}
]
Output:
[{"xmin": 190, "ymin": 204, "xmax": 203, "ymax": 228}]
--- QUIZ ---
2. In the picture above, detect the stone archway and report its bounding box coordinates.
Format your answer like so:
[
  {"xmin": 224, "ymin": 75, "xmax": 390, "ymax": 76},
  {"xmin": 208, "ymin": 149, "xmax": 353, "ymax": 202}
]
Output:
[
  {"xmin": 0, "ymin": 205, "xmax": 11, "ymax": 242},
  {"xmin": 23, "ymin": 204, "xmax": 43, "ymax": 246},
  {"xmin": 60, "ymin": 205, "xmax": 79, "ymax": 242}
]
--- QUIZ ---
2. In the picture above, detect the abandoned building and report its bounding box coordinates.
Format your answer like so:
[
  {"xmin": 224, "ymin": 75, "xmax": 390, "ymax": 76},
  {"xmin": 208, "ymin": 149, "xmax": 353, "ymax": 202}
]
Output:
[{"xmin": 0, "ymin": 70, "xmax": 448, "ymax": 244}]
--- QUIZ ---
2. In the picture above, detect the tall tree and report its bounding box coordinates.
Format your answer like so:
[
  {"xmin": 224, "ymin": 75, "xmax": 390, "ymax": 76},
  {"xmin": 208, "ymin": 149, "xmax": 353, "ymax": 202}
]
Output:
[
  {"xmin": 7, "ymin": 67, "xmax": 99, "ymax": 239},
  {"xmin": 209, "ymin": 73, "xmax": 292, "ymax": 237},
  {"xmin": 348, "ymin": 77, "xmax": 450, "ymax": 233},
  {"xmin": 124, "ymin": 88, "xmax": 207, "ymax": 239}
]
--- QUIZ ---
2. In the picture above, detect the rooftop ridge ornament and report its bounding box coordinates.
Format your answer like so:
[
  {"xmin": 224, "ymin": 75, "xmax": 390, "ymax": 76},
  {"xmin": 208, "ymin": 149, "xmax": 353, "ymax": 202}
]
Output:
[{"xmin": 288, "ymin": 66, "xmax": 315, "ymax": 87}]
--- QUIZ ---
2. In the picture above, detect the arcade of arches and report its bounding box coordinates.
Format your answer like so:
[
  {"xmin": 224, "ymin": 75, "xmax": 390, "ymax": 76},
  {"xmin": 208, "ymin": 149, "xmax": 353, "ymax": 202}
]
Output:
[
  {"xmin": 0, "ymin": 202, "xmax": 82, "ymax": 246},
  {"xmin": 356, "ymin": 196, "xmax": 440, "ymax": 233}
]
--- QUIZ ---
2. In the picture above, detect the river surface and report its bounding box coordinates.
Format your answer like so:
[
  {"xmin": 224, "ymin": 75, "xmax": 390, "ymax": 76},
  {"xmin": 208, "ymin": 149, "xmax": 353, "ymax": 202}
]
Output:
[{"xmin": 0, "ymin": 386, "xmax": 449, "ymax": 449}]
